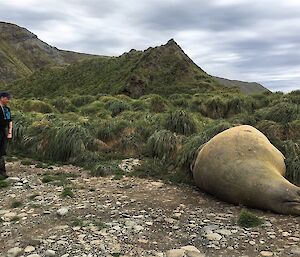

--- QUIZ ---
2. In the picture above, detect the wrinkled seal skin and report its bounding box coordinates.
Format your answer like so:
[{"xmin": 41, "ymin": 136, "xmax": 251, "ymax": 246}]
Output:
[{"xmin": 192, "ymin": 125, "xmax": 300, "ymax": 215}]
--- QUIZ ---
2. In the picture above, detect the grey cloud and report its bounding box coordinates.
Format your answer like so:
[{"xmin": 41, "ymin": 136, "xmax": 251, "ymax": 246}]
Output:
[{"xmin": 1, "ymin": 0, "xmax": 300, "ymax": 92}]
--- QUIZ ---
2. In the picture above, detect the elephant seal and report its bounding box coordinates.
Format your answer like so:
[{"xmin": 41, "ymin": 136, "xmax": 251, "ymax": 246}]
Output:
[{"xmin": 192, "ymin": 125, "xmax": 300, "ymax": 215}]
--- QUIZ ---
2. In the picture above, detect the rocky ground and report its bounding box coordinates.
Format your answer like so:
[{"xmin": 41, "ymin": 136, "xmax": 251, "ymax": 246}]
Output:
[{"xmin": 0, "ymin": 161, "xmax": 300, "ymax": 257}]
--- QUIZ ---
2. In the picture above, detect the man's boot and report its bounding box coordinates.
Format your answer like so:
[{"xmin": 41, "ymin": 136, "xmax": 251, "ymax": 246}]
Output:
[{"xmin": 0, "ymin": 156, "xmax": 8, "ymax": 179}]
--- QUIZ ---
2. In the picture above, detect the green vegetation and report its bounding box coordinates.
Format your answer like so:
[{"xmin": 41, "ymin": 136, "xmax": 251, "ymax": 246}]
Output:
[
  {"xmin": 28, "ymin": 193, "xmax": 40, "ymax": 200},
  {"xmin": 1, "ymin": 30, "xmax": 298, "ymax": 185},
  {"xmin": 0, "ymin": 180, "xmax": 9, "ymax": 188},
  {"xmin": 164, "ymin": 110, "xmax": 197, "ymax": 136},
  {"xmin": 11, "ymin": 201, "xmax": 23, "ymax": 208},
  {"xmin": 61, "ymin": 187, "xmax": 74, "ymax": 198},
  {"xmin": 5, "ymin": 89, "xmax": 300, "ymax": 186},
  {"xmin": 0, "ymin": 22, "xmax": 100, "ymax": 85},
  {"xmin": 238, "ymin": 209, "xmax": 264, "ymax": 228},
  {"xmin": 7, "ymin": 39, "xmax": 248, "ymax": 99},
  {"xmin": 41, "ymin": 172, "xmax": 78, "ymax": 185}
]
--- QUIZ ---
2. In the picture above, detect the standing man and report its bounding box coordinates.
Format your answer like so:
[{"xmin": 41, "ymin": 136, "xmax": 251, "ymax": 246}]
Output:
[{"xmin": 0, "ymin": 92, "xmax": 12, "ymax": 179}]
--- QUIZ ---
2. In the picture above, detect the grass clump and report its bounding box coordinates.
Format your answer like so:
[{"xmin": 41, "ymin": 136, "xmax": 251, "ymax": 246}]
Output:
[
  {"xmin": 176, "ymin": 135, "xmax": 206, "ymax": 169},
  {"xmin": 20, "ymin": 159, "xmax": 35, "ymax": 166},
  {"xmin": 112, "ymin": 170, "xmax": 126, "ymax": 180},
  {"xmin": 51, "ymin": 96, "xmax": 77, "ymax": 113},
  {"xmin": 105, "ymin": 99, "xmax": 130, "ymax": 117},
  {"xmin": 131, "ymin": 158, "xmax": 168, "ymax": 179},
  {"xmin": 70, "ymin": 95, "xmax": 97, "ymax": 107},
  {"xmin": 71, "ymin": 218, "xmax": 84, "ymax": 227},
  {"xmin": 41, "ymin": 175, "xmax": 55, "ymax": 183},
  {"xmin": 94, "ymin": 220, "xmax": 107, "ymax": 229},
  {"xmin": 257, "ymin": 102, "xmax": 299, "ymax": 124},
  {"xmin": 238, "ymin": 209, "xmax": 264, "ymax": 228},
  {"xmin": 146, "ymin": 130, "xmax": 178, "ymax": 161},
  {"xmin": 90, "ymin": 163, "xmax": 116, "ymax": 177},
  {"xmin": 23, "ymin": 99, "xmax": 55, "ymax": 113},
  {"xmin": 164, "ymin": 110, "xmax": 197, "ymax": 136},
  {"xmin": 41, "ymin": 172, "xmax": 78, "ymax": 185},
  {"xmin": 147, "ymin": 95, "xmax": 168, "ymax": 113},
  {"xmin": 96, "ymin": 119, "xmax": 129, "ymax": 142},
  {"xmin": 286, "ymin": 158, "xmax": 300, "ymax": 185},
  {"xmin": 28, "ymin": 193, "xmax": 40, "ymax": 200},
  {"xmin": 61, "ymin": 187, "xmax": 74, "ymax": 198},
  {"xmin": 0, "ymin": 180, "xmax": 10, "ymax": 188},
  {"xmin": 11, "ymin": 201, "xmax": 23, "ymax": 208}
]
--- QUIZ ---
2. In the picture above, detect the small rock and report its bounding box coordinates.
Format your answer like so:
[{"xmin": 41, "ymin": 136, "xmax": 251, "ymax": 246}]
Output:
[
  {"xmin": 2, "ymin": 212, "xmax": 17, "ymax": 221},
  {"xmin": 201, "ymin": 225, "xmax": 219, "ymax": 233},
  {"xmin": 260, "ymin": 251, "xmax": 273, "ymax": 256},
  {"xmin": 289, "ymin": 237, "xmax": 300, "ymax": 242},
  {"xmin": 24, "ymin": 246, "xmax": 35, "ymax": 253},
  {"xmin": 6, "ymin": 177, "xmax": 21, "ymax": 182},
  {"xmin": 181, "ymin": 246, "xmax": 200, "ymax": 253},
  {"xmin": 282, "ymin": 231, "xmax": 290, "ymax": 237},
  {"xmin": 7, "ymin": 247, "xmax": 23, "ymax": 257},
  {"xmin": 215, "ymin": 229, "xmax": 232, "ymax": 236},
  {"xmin": 44, "ymin": 250, "xmax": 56, "ymax": 257},
  {"xmin": 27, "ymin": 255, "xmax": 41, "ymax": 257},
  {"xmin": 204, "ymin": 232, "xmax": 222, "ymax": 241},
  {"xmin": 166, "ymin": 249, "xmax": 185, "ymax": 257},
  {"xmin": 57, "ymin": 207, "xmax": 69, "ymax": 216},
  {"xmin": 151, "ymin": 181, "xmax": 164, "ymax": 188},
  {"xmin": 291, "ymin": 247, "xmax": 300, "ymax": 255},
  {"xmin": 165, "ymin": 218, "xmax": 176, "ymax": 224}
]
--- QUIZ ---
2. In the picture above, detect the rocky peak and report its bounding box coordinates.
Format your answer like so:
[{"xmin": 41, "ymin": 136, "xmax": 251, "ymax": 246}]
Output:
[{"xmin": 0, "ymin": 22, "xmax": 36, "ymax": 42}]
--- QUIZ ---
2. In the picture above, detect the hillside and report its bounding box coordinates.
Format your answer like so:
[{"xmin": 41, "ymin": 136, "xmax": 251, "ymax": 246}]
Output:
[
  {"xmin": 8, "ymin": 39, "xmax": 223, "ymax": 98},
  {"xmin": 9, "ymin": 38, "xmax": 269, "ymax": 98},
  {"xmin": 214, "ymin": 77, "xmax": 269, "ymax": 94},
  {"xmin": 0, "ymin": 22, "xmax": 101, "ymax": 86},
  {"xmin": 1, "ymin": 22, "xmax": 269, "ymax": 97}
]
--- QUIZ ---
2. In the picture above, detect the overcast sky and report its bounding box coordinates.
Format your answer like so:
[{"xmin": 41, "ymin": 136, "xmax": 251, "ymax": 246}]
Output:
[{"xmin": 1, "ymin": 0, "xmax": 300, "ymax": 92}]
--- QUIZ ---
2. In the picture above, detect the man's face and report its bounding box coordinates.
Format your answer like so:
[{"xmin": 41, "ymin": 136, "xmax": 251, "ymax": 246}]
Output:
[{"xmin": 0, "ymin": 97, "xmax": 10, "ymax": 105}]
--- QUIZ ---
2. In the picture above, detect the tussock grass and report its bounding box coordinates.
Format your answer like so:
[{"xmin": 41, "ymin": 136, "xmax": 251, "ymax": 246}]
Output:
[
  {"xmin": 7, "ymin": 91, "xmax": 300, "ymax": 186},
  {"xmin": 96, "ymin": 119, "xmax": 129, "ymax": 141},
  {"xmin": 257, "ymin": 102, "xmax": 299, "ymax": 124},
  {"xmin": 70, "ymin": 95, "xmax": 97, "ymax": 107},
  {"xmin": 165, "ymin": 110, "xmax": 197, "ymax": 136},
  {"xmin": 146, "ymin": 130, "xmax": 178, "ymax": 161},
  {"xmin": 105, "ymin": 99, "xmax": 130, "ymax": 116},
  {"xmin": 238, "ymin": 209, "xmax": 264, "ymax": 228},
  {"xmin": 23, "ymin": 99, "xmax": 55, "ymax": 113},
  {"xmin": 202, "ymin": 121, "xmax": 233, "ymax": 140},
  {"xmin": 11, "ymin": 201, "xmax": 23, "ymax": 208},
  {"xmin": 0, "ymin": 180, "xmax": 9, "ymax": 188},
  {"xmin": 51, "ymin": 97, "xmax": 77, "ymax": 113},
  {"xmin": 144, "ymin": 94, "xmax": 168, "ymax": 113},
  {"xmin": 255, "ymin": 120, "xmax": 285, "ymax": 141},
  {"xmin": 286, "ymin": 158, "xmax": 300, "ymax": 185},
  {"xmin": 61, "ymin": 187, "xmax": 74, "ymax": 198},
  {"xmin": 176, "ymin": 135, "xmax": 207, "ymax": 169}
]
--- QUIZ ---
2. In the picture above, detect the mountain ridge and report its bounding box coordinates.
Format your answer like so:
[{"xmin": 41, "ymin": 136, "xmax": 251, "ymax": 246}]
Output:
[
  {"xmin": 1, "ymin": 22, "xmax": 269, "ymax": 96},
  {"xmin": 0, "ymin": 21, "xmax": 102, "ymax": 85}
]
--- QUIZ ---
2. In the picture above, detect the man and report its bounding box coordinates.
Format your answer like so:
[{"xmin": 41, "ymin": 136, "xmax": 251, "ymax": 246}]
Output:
[{"xmin": 0, "ymin": 92, "xmax": 12, "ymax": 179}]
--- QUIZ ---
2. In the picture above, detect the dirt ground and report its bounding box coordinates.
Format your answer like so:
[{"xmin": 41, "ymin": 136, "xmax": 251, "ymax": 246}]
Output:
[{"xmin": 0, "ymin": 161, "xmax": 299, "ymax": 257}]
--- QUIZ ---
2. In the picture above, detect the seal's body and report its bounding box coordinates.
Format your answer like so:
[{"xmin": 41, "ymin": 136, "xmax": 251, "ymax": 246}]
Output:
[{"xmin": 192, "ymin": 125, "xmax": 300, "ymax": 215}]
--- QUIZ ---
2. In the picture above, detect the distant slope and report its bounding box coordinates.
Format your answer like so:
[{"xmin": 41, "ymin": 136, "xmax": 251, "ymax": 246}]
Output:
[
  {"xmin": 2, "ymin": 22, "xmax": 269, "ymax": 97},
  {"xmin": 214, "ymin": 77, "xmax": 269, "ymax": 94},
  {"xmin": 9, "ymin": 39, "xmax": 223, "ymax": 98},
  {"xmin": 0, "ymin": 22, "xmax": 102, "ymax": 85}
]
